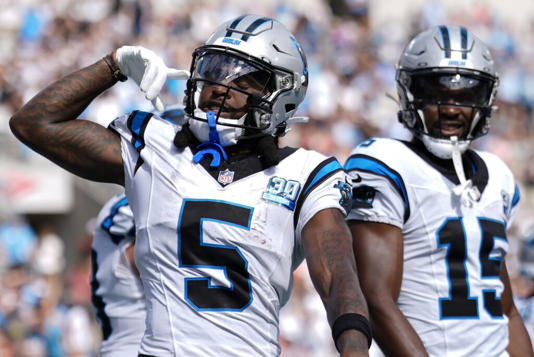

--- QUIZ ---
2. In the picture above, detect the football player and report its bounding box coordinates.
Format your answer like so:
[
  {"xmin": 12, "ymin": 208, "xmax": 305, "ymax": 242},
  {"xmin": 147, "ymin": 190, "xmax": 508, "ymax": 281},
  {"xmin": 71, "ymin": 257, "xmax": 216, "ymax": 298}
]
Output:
[
  {"xmin": 91, "ymin": 193, "xmax": 145, "ymax": 356},
  {"xmin": 10, "ymin": 15, "xmax": 370, "ymax": 356},
  {"xmin": 345, "ymin": 26, "xmax": 533, "ymax": 356}
]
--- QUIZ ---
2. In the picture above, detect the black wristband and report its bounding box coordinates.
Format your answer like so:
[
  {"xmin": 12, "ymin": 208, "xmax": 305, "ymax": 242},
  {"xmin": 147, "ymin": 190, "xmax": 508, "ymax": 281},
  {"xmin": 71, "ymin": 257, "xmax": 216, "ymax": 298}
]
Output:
[
  {"xmin": 332, "ymin": 313, "xmax": 372, "ymax": 351},
  {"xmin": 102, "ymin": 53, "xmax": 127, "ymax": 82}
]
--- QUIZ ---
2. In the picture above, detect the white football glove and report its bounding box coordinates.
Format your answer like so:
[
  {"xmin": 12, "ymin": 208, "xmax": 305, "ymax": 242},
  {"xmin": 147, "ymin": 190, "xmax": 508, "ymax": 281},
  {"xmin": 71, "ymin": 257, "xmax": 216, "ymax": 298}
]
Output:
[{"xmin": 115, "ymin": 45, "xmax": 190, "ymax": 112}]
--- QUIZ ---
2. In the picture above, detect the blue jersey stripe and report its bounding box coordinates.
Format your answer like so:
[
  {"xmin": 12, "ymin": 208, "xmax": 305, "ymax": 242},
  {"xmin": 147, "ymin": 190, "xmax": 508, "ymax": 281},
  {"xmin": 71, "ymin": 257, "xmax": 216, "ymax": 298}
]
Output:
[
  {"xmin": 345, "ymin": 154, "xmax": 410, "ymax": 222},
  {"xmin": 303, "ymin": 160, "xmax": 342, "ymax": 195},
  {"xmin": 241, "ymin": 17, "xmax": 271, "ymax": 41},
  {"xmin": 512, "ymin": 184, "xmax": 520, "ymax": 208},
  {"xmin": 293, "ymin": 157, "xmax": 343, "ymax": 229},
  {"xmin": 90, "ymin": 249, "xmax": 112, "ymax": 340},
  {"xmin": 129, "ymin": 111, "xmax": 152, "ymax": 149},
  {"xmin": 101, "ymin": 196, "xmax": 131, "ymax": 245},
  {"xmin": 127, "ymin": 110, "xmax": 153, "ymax": 173}
]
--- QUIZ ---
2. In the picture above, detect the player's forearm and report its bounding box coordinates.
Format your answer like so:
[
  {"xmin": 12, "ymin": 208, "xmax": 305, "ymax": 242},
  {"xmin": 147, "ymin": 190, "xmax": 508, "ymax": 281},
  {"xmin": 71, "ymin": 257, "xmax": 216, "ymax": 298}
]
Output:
[
  {"xmin": 10, "ymin": 57, "xmax": 117, "ymax": 143},
  {"xmin": 302, "ymin": 209, "xmax": 370, "ymax": 353},
  {"xmin": 369, "ymin": 298, "xmax": 429, "ymax": 357},
  {"xmin": 336, "ymin": 329, "xmax": 369, "ymax": 356},
  {"xmin": 9, "ymin": 55, "xmax": 125, "ymax": 185},
  {"xmin": 318, "ymin": 245, "xmax": 370, "ymax": 355},
  {"xmin": 304, "ymin": 215, "xmax": 369, "ymax": 319},
  {"xmin": 507, "ymin": 307, "xmax": 534, "ymax": 357}
]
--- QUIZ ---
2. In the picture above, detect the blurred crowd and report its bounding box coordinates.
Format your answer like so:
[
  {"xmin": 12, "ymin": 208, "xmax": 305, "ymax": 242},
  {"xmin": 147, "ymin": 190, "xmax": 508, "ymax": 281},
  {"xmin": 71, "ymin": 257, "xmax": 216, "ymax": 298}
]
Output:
[
  {"xmin": 1, "ymin": 0, "xmax": 534, "ymax": 355},
  {"xmin": 0, "ymin": 220, "xmax": 96, "ymax": 356}
]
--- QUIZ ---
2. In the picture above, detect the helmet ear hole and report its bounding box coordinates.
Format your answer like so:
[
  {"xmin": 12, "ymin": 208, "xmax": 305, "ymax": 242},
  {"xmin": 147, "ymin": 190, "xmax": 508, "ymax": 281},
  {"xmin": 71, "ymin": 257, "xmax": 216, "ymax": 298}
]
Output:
[
  {"xmin": 274, "ymin": 122, "xmax": 287, "ymax": 136},
  {"xmin": 285, "ymin": 104, "xmax": 295, "ymax": 113},
  {"xmin": 471, "ymin": 109, "xmax": 491, "ymax": 137},
  {"xmin": 397, "ymin": 111, "xmax": 403, "ymax": 124}
]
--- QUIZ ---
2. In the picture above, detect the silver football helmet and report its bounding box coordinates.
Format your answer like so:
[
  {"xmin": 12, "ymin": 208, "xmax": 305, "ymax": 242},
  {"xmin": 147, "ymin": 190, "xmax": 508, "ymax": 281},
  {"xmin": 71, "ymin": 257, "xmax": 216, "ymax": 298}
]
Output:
[
  {"xmin": 396, "ymin": 25, "xmax": 499, "ymax": 159},
  {"xmin": 184, "ymin": 15, "xmax": 308, "ymax": 146}
]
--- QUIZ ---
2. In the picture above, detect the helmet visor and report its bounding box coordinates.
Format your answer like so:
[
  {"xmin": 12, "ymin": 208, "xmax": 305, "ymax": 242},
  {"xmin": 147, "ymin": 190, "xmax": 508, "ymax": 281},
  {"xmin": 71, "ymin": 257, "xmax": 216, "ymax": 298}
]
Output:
[
  {"xmin": 193, "ymin": 53, "xmax": 274, "ymax": 96},
  {"xmin": 410, "ymin": 73, "xmax": 492, "ymax": 107}
]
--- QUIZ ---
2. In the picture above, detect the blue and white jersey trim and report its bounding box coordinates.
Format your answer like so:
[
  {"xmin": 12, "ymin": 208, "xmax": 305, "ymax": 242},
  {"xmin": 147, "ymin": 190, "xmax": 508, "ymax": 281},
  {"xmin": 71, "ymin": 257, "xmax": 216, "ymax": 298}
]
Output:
[{"xmin": 345, "ymin": 154, "xmax": 410, "ymax": 222}]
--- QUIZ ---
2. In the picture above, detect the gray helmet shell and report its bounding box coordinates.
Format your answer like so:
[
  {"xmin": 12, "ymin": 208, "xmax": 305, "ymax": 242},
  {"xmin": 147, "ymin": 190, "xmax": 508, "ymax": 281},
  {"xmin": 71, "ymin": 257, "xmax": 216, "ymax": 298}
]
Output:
[
  {"xmin": 185, "ymin": 15, "xmax": 308, "ymax": 141},
  {"xmin": 396, "ymin": 25, "xmax": 499, "ymax": 158}
]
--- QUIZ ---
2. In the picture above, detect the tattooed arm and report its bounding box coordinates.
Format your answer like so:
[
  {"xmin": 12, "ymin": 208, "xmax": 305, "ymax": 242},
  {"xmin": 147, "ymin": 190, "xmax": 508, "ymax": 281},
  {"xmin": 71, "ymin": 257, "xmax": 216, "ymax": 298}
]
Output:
[
  {"xmin": 9, "ymin": 54, "xmax": 124, "ymax": 185},
  {"xmin": 302, "ymin": 208, "xmax": 370, "ymax": 356}
]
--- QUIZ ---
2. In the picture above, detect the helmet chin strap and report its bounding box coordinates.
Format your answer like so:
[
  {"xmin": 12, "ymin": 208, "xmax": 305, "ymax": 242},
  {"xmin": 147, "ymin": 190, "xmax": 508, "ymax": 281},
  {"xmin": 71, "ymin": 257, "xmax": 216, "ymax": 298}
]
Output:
[
  {"xmin": 450, "ymin": 136, "xmax": 480, "ymax": 207},
  {"xmin": 192, "ymin": 111, "xmax": 228, "ymax": 168}
]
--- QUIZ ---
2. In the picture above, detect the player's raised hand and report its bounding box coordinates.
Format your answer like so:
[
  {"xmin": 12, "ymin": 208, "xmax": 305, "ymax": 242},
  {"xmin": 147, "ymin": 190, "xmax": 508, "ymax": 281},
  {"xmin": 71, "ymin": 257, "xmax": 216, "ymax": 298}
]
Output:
[{"xmin": 115, "ymin": 45, "xmax": 190, "ymax": 112}]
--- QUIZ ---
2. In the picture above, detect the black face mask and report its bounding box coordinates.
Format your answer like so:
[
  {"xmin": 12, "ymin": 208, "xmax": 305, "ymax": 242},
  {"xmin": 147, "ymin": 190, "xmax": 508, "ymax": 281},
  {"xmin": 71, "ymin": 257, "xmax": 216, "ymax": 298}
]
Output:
[
  {"xmin": 193, "ymin": 52, "xmax": 274, "ymax": 96},
  {"xmin": 410, "ymin": 73, "xmax": 492, "ymax": 107},
  {"xmin": 185, "ymin": 51, "xmax": 276, "ymax": 133}
]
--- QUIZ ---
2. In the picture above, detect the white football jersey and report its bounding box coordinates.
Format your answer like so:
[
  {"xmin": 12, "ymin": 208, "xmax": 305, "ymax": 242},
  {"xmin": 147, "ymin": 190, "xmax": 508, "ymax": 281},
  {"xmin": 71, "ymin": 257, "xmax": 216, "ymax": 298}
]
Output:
[
  {"xmin": 91, "ymin": 193, "xmax": 146, "ymax": 357},
  {"xmin": 110, "ymin": 111, "xmax": 349, "ymax": 356},
  {"xmin": 345, "ymin": 138, "xmax": 520, "ymax": 357}
]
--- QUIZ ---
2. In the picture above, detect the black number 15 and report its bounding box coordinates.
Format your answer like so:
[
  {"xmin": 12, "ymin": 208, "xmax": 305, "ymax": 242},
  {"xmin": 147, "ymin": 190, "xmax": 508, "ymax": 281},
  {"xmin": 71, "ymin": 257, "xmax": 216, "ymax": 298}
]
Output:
[{"xmin": 437, "ymin": 217, "xmax": 507, "ymax": 319}]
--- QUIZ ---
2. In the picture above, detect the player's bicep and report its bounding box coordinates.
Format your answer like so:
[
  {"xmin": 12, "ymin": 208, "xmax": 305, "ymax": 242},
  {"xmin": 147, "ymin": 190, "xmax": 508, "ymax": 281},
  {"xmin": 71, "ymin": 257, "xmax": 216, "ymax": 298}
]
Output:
[
  {"xmin": 38, "ymin": 119, "xmax": 123, "ymax": 184},
  {"xmin": 349, "ymin": 220, "xmax": 404, "ymax": 301}
]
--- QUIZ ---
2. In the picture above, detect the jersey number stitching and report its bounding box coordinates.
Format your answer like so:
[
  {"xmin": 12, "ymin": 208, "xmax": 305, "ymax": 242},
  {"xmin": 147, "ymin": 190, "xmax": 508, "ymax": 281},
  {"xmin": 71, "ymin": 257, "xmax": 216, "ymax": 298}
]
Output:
[
  {"xmin": 437, "ymin": 217, "xmax": 507, "ymax": 319},
  {"xmin": 178, "ymin": 199, "xmax": 254, "ymax": 311}
]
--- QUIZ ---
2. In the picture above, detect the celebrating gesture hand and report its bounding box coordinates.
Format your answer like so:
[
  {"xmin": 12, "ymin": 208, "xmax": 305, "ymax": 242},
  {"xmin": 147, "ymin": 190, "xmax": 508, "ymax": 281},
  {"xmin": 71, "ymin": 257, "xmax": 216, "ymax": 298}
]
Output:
[{"xmin": 115, "ymin": 46, "xmax": 190, "ymax": 112}]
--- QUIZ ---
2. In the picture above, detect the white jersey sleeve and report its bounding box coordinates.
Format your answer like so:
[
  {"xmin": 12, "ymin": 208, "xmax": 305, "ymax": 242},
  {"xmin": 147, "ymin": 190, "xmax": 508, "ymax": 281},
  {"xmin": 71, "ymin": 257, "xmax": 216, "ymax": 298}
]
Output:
[
  {"xmin": 109, "ymin": 111, "xmax": 184, "ymax": 183},
  {"xmin": 91, "ymin": 192, "xmax": 146, "ymax": 357},
  {"xmin": 294, "ymin": 156, "xmax": 351, "ymax": 241},
  {"xmin": 477, "ymin": 151, "xmax": 520, "ymax": 227},
  {"xmin": 344, "ymin": 139, "xmax": 408, "ymax": 228},
  {"xmin": 109, "ymin": 113, "xmax": 138, "ymax": 181},
  {"xmin": 99, "ymin": 194, "xmax": 135, "ymax": 239}
]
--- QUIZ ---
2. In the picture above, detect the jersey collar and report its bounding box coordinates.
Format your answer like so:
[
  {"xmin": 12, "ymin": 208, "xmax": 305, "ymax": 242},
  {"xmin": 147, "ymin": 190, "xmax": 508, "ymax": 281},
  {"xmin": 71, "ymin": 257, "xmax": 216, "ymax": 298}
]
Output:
[{"xmin": 401, "ymin": 138, "xmax": 489, "ymax": 195}]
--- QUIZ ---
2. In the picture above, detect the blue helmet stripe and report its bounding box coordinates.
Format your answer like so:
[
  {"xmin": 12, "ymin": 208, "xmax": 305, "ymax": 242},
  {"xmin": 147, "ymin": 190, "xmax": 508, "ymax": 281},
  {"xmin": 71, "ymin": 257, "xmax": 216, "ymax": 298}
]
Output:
[
  {"xmin": 460, "ymin": 27, "xmax": 468, "ymax": 59},
  {"xmin": 345, "ymin": 154, "xmax": 410, "ymax": 222},
  {"xmin": 439, "ymin": 25, "xmax": 451, "ymax": 58},
  {"xmin": 241, "ymin": 17, "xmax": 271, "ymax": 41},
  {"xmin": 290, "ymin": 35, "xmax": 308, "ymax": 76},
  {"xmin": 225, "ymin": 15, "xmax": 247, "ymax": 38}
]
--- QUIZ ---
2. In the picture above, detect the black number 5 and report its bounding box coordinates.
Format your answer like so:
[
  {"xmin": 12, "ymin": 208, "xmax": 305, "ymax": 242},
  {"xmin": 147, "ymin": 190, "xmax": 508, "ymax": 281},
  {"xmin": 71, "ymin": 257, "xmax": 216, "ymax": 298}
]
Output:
[{"xmin": 178, "ymin": 199, "xmax": 254, "ymax": 311}]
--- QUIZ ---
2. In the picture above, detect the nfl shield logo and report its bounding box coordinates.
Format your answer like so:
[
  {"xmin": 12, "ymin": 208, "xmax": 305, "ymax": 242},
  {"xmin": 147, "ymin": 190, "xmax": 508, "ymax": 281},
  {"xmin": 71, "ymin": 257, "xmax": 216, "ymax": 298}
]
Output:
[{"xmin": 218, "ymin": 169, "xmax": 235, "ymax": 185}]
